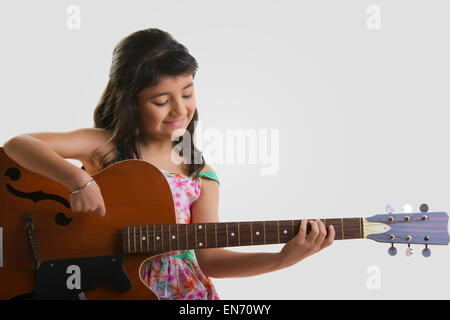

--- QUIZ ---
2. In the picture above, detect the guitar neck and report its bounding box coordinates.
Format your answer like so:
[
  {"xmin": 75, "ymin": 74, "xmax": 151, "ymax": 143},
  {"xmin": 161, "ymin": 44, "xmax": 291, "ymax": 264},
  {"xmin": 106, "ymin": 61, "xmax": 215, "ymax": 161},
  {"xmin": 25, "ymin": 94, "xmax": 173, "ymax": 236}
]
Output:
[{"xmin": 122, "ymin": 218, "xmax": 363, "ymax": 254}]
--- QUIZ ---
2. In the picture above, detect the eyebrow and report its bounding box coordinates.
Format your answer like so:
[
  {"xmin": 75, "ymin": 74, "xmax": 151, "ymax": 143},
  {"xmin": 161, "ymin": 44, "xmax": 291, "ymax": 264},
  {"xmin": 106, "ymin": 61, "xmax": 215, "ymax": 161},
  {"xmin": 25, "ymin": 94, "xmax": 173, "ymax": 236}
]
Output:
[{"xmin": 148, "ymin": 82, "xmax": 194, "ymax": 99}]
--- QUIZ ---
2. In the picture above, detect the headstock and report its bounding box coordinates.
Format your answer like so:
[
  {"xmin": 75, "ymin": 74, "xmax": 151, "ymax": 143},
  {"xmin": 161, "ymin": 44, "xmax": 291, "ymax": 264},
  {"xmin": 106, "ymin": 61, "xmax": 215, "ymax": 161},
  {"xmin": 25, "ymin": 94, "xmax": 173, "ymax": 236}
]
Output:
[{"xmin": 364, "ymin": 203, "xmax": 449, "ymax": 257}]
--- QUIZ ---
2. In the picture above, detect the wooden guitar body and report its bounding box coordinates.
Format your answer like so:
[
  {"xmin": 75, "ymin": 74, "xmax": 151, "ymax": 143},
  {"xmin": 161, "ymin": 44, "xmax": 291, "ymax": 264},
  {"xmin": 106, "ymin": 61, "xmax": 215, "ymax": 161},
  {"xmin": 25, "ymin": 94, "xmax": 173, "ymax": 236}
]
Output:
[{"xmin": 0, "ymin": 147, "xmax": 176, "ymax": 299}]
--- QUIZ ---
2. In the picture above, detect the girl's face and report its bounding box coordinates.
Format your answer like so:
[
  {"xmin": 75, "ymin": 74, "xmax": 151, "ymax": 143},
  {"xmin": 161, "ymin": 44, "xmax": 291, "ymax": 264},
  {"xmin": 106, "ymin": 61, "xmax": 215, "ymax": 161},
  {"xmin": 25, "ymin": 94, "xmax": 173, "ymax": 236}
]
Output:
[{"xmin": 136, "ymin": 73, "xmax": 196, "ymax": 143}]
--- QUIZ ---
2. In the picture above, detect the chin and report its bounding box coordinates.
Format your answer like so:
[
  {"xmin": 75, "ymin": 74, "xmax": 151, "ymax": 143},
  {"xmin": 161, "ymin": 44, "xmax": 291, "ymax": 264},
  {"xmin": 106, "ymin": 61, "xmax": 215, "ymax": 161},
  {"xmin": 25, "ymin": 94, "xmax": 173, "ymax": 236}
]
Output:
[{"xmin": 168, "ymin": 127, "xmax": 188, "ymax": 139}]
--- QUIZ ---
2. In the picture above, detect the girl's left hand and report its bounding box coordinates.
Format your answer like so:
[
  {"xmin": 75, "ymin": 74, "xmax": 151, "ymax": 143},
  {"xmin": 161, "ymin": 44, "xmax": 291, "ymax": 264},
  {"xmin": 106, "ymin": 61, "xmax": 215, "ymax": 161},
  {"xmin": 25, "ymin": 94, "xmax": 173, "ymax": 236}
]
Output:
[{"xmin": 277, "ymin": 219, "xmax": 335, "ymax": 270}]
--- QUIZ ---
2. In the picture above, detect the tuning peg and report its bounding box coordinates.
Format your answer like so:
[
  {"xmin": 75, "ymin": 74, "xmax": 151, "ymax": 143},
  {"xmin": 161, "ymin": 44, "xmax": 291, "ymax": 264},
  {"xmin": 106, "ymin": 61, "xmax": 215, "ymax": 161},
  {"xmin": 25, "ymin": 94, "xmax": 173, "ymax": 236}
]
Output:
[
  {"xmin": 385, "ymin": 204, "xmax": 394, "ymax": 214},
  {"xmin": 422, "ymin": 245, "xmax": 431, "ymax": 257},
  {"xmin": 406, "ymin": 244, "xmax": 413, "ymax": 257},
  {"xmin": 388, "ymin": 243, "xmax": 397, "ymax": 256},
  {"xmin": 419, "ymin": 203, "xmax": 429, "ymax": 213},
  {"xmin": 403, "ymin": 203, "xmax": 412, "ymax": 213}
]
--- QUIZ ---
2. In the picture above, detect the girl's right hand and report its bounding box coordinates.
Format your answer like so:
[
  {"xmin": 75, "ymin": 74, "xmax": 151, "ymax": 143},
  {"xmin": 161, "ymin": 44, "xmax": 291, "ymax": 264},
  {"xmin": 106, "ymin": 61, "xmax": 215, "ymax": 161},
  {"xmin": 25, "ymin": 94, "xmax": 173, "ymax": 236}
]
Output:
[{"xmin": 69, "ymin": 177, "xmax": 106, "ymax": 217}]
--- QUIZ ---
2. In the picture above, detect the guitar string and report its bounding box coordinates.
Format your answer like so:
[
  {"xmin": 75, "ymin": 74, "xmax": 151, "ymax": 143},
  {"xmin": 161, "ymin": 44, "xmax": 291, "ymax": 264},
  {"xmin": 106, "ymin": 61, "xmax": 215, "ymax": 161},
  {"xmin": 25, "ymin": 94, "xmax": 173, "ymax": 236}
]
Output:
[
  {"xmin": 14, "ymin": 219, "xmax": 358, "ymax": 236},
  {"xmin": 6, "ymin": 220, "xmax": 367, "ymax": 244},
  {"xmin": 8, "ymin": 221, "xmax": 355, "ymax": 241},
  {"xmin": 4, "ymin": 228, "xmax": 364, "ymax": 248}
]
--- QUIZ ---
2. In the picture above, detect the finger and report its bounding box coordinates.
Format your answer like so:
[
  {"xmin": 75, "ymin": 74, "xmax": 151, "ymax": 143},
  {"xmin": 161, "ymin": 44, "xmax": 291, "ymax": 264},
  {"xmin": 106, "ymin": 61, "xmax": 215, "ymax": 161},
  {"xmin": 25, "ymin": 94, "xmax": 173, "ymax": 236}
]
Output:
[
  {"xmin": 306, "ymin": 220, "xmax": 319, "ymax": 243},
  {"xmin": 97, "ymin": 202, "xmax": 106, "ymax": 217},
  {"xmin": 297, "ymin": 218, "xmax": 307, "ymax": 241},
  {"xmin": 314, "ymin": 219, "xmax": 327, "ymax": 245},
  {"xmin": 321, "ymin": 224, "xmax": 335, "ymax": 249}
]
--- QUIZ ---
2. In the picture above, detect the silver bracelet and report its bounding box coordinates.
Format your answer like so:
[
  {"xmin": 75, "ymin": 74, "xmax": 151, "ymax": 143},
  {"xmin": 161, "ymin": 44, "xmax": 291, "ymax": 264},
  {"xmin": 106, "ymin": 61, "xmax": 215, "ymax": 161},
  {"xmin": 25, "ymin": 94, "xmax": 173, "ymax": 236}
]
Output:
[{"xmin": 70, "ymin": 177, "xmax": 94, "ymax": 194}]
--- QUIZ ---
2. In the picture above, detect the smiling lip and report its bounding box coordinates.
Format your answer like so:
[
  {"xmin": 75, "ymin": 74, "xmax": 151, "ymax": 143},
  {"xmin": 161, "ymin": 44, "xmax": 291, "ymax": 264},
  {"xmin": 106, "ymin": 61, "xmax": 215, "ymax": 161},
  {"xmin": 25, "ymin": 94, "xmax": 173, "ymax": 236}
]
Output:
[{"xmin": 164, "ymin": 117, "xmax": 185, "ymax": 126}]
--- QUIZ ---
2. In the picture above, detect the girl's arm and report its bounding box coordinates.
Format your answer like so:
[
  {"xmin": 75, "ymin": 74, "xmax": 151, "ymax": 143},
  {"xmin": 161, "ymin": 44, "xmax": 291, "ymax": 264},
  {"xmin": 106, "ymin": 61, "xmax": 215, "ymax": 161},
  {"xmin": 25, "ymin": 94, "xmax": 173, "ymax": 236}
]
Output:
[
  {"xmin": 3, "ymin": 131, "xmax": 97, "ymax": 191},
  {"xmin": 191, "ymin": 168, "xmax": 335, "ymax": 279},
  {"xmin": 3, "ymin": 129, "xmax": 109, "ymax": 217}
]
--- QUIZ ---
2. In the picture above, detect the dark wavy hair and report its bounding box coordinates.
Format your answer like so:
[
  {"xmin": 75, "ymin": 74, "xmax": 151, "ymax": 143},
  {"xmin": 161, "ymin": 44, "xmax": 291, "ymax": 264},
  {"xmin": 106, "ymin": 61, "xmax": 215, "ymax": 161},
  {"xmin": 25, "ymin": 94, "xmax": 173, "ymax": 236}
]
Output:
[{"xmin": 92, "ymin": 28, "xmax": 205, "ymax": 177}]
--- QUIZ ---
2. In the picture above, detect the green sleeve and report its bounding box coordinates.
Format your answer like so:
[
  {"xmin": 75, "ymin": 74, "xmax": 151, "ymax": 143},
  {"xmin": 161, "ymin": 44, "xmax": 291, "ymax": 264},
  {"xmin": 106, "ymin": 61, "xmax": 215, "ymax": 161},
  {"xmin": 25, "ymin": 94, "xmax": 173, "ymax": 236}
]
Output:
[{"xmin": 198, "ymin": 170, "xmax": 220, "ymax": 185}]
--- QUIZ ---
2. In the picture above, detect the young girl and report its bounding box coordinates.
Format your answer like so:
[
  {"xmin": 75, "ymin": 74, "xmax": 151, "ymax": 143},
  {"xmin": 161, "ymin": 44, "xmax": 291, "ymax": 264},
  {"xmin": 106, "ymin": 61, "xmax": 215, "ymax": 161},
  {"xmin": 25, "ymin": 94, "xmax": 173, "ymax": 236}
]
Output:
[{"xmin": 3, "ymin": 28, "xmax": 335, "ymax": 300}]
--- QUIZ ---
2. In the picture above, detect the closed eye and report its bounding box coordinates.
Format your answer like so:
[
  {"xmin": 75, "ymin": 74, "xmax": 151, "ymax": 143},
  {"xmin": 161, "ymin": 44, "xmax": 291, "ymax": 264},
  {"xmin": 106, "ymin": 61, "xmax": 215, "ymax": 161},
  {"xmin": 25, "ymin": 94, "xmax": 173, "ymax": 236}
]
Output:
[{"xmin": 154, "ymin": 94, "xmax": 193, "ymax": 107}]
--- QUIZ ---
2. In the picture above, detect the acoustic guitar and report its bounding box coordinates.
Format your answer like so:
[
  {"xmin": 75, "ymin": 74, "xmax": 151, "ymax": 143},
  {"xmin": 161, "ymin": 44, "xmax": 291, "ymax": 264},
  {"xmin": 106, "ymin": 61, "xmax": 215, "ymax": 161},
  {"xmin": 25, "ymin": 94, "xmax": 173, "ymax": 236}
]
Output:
[{"xmin": 0, "ymin": 147, "xmax": 448, "ymax": 299}]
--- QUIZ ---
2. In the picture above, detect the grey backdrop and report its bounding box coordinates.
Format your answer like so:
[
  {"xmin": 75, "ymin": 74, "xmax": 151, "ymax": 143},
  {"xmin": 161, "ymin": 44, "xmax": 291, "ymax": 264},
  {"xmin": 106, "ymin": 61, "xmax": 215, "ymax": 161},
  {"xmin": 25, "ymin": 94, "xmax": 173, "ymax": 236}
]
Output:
[{"xmin": 1, "ymin": 0, "xmax": 449, "ymax": 299}]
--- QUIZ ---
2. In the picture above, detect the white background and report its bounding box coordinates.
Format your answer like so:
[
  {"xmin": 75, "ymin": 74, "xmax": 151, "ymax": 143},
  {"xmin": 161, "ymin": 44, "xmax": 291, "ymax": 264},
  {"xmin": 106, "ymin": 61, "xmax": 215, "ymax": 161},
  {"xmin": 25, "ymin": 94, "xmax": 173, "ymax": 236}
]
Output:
[{"xmin": 1, "ymin": 1, "xmax": 449, "ymax": 299}]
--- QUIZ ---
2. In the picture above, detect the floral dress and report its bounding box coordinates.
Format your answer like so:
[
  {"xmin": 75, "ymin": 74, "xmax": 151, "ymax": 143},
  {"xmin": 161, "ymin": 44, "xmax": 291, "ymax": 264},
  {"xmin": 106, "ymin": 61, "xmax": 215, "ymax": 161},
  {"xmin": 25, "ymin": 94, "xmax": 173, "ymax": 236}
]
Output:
[{"xmin": 139, "ymin": 168, "xmax": 221, "ymax": 300}]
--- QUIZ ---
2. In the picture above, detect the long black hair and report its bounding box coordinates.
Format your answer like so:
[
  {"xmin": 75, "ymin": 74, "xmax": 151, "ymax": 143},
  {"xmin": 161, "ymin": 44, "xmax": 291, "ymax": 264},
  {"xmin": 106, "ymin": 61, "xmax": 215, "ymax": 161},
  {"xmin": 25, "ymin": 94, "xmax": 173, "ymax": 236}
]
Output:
[{"xmin": 92, "ymin": 28, "xmax": 205, "ymax": 177}]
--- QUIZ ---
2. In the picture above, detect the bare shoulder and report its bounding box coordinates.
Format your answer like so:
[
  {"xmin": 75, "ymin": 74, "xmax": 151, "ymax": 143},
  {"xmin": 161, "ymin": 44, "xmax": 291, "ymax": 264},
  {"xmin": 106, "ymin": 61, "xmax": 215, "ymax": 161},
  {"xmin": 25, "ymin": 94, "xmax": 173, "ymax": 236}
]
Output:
[
  {"xmin": 197, "ymin": 163, "xmax": 219, "ymax": 187},
  {"xmin": 199, "ymin": 163, "xmax": 216, "ymax": 174}
]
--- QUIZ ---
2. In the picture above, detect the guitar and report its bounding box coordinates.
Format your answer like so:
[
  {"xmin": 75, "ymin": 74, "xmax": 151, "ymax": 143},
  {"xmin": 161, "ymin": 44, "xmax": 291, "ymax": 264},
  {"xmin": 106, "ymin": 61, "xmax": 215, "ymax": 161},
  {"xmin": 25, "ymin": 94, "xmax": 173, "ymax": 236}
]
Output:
[{"xmin": 0, "ymin": 147, "xmax": 448, "ymax": 299}]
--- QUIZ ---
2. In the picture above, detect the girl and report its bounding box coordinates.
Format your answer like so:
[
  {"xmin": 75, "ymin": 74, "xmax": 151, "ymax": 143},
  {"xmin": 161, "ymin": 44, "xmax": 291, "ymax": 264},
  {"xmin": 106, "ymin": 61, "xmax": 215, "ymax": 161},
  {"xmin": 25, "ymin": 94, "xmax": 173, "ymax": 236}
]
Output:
[{"xmin": 3, "ymin": 28, "xmax": 335, "ymax": 300}]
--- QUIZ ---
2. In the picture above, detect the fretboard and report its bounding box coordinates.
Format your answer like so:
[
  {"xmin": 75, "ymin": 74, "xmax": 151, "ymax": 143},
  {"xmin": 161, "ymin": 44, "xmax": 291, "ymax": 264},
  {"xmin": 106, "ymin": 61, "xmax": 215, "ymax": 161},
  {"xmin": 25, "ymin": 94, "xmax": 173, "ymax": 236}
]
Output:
[{"xmin": 122, "ymin": 218, "xmax": 363, "ymax": 254}]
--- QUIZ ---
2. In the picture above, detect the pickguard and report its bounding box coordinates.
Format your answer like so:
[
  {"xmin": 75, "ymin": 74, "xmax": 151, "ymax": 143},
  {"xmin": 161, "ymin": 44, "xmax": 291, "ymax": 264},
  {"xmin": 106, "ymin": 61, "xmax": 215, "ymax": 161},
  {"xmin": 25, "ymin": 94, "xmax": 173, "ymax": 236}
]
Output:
[{"xmin": 34, "ymin": 254, "xmax": 131, "ymax": 299}]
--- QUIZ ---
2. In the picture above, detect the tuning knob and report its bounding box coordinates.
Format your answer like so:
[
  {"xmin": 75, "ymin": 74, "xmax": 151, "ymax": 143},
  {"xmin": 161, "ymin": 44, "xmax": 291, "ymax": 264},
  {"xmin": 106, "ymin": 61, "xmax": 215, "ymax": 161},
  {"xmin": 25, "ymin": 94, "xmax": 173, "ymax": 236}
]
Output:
[
  {"xmin": 388, "ymin": 243, "xmax": 397, "ymax": 256},
  {"xmin": 406, "ymin": 244, "xmax": 413, "ymax": 257},
  {"xmin": 422, "ymin": 245, "xmax": 431, "ymax": 257},
  {"xmin": 385, "ymin": 204, "xmax": 394, "ymax": 214},
  {"xmin": 403, "ymin": 203, "xmax": 412, "ymax": 213},
  {"xmin": 419, "ymin": 203, "xmax": 429, "ymax": 213}
]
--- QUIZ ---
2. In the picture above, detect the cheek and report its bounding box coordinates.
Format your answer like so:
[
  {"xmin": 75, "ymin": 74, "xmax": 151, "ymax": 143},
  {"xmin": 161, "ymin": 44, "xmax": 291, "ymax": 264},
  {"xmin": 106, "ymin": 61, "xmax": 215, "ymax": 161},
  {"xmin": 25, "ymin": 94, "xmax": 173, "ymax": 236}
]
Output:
[
  {"xmin": 139, "ymin": 105, "xmax": 166, "ymax": 126},
  {"xmin": 188, "ymin": 97, "xmax": 197, "ymax": 116}
]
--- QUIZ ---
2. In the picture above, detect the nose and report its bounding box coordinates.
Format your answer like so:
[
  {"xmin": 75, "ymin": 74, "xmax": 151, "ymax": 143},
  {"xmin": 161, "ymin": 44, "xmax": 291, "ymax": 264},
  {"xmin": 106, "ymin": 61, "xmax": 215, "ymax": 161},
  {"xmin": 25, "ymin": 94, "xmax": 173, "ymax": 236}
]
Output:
[{"xmin": 170, "ymin": 96, "xmax": 187, "ymax": 116}]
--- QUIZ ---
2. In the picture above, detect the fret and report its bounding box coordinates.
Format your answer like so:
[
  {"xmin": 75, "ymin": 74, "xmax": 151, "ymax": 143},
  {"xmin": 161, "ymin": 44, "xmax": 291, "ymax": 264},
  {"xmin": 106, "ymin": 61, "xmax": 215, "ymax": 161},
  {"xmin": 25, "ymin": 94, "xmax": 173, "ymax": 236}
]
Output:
[
  {"xmin": 186, "ymin": 223, "xmax": 197, "ymax": 250},
  {"xmin": 176, "ymin": 224, "xmax": 180, "ymax": 250},
  {"xmin": 133, "ymin": 226, "xmax": 136, "ymax": 253},
  {"xmin": 237, "ymin": 222, "xmax": 240, "ymax": 246},
  {"xmin": 341, "ymin": 218, "xmax": 344, "ymax": 240},
  {"xmin": 195, "ymin": 223, "xmax": 198, "ymax": 249},
  {"xmin": 139, "ymin": 225, "xmax": 143, "ymax": 253},
  {"xmin": 154, "ymin": 225, "xmax": 162, "ymax": 252},
  {"xmin": 195, "ymin": 223, "xmax": 206, "ymax": 249},
  {"xmin": 277, "ymin": 221, "xmax": 280, "ymax": 244},
  {"xmin": 250, "ymin": 222, "xmax": 253, "ymax": 245},
  {"xmin": 205, "ymin": 223, "xmax": 208, "ymax": 248},
  {"xmin": 263, "ymin": 221, "xmax": 266, "ymax": 244},
  {"xmin": 238, "ymin": 222, "xmax": 251, "ymax": 246},
  {"xmin": 251, "ymin": 221, "xmax": 265, "ymax": 245},
  {"xmin": 205, "ymin": 223, "xmax": 215, "ymax": 250},
  {"xmin": 170, "ymin": 224, "xmax": 178, "ymax": 251},
  {"xmin": 186, "ymin": 224, "xmax": 188, "ymax": 249},
  {"xmin": 161, "ymin": 225, "xmax": 165, "ymax": 251},
  {"xmin": 215, "ymin": 223, "xmax": 217, "ymax": 248},
  {"xmin": 177, "ymin": 224, "xmax": 187, "ymax": 250},
  {"xmin": 324, "ymin": 219, "xmax": 341, "ymax": 240},
  {"xmin": 264, "ymin": 221, "xmax": 279, "ymax": 244},
  {"xmin": 226, "ymin": 222, "xmax": 239, "ymax": 247},
  {"xmin": 341, "ymin": 218, "xmax": 363, "ymax": 240},
  {"xmin": 279, "ymin": 220, "xmax": 294, "ymax": 243},
  {"xmin": 153, "ymin": 225, "xmax": 156, "ymax": 252},
  {"xmin": 215, "ymin": 223, "xmax": 227, "ymax": 248},
  {"xmin": 226, "ymin": 223, "xmax": 229, "ymax": 247},
  {"xmin": 146, "ymin": 225, "xmax": 150, "ymax": 253},
  {"xmin": 127, "ymin": 226, "xmax": 131, "ymax": 253},
  {"xmin": 168, "ymin": 224, "xmax": 171, "ymax": 251}
]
